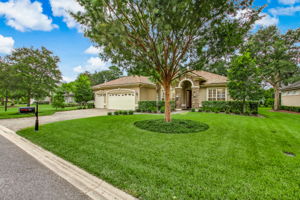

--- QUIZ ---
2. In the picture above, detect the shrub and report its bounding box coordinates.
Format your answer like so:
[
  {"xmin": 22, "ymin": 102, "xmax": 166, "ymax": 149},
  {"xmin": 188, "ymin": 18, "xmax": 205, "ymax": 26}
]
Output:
[
  {"xmin": 107, "ymin": 112, "xmax": 112, "ymax": 115},
  {"xmin": 136, "ymin": 108, "xmax": 141, "ymax": 112},
  {"xmin": 202, "ymin": 101, "xmax": 259, "ymax": 115},
  {"xmin": 114, "ymin": 111, "xmax": 119, "ymax": 115},
  {"xmin": 123, "ymin": 110, "xmax": 128, "ymax": 115},
  {"xmin": 138, "ymin": 101, "xmax": 175, "ymax": 112},
  {"xmin": 191, "ymin": 108, "xmax": 196, "ymax": 112},
  {"xmin": 198, "ymin": 108, "xmax": 202, "ymax": 112},
  {"xmin": 134, "ymin": 119, "xmax": 209, "ymax": 134},
  {"xmin": 65, "ymin": 103, "xmax": 80, "ymax": 107},
  {"xmin": 280, "ymin": 106, "xmax": 300, "ymax": 113},
  {"xmin": 160, "ymin": 106, "xmax": 165, "ymax": 113},
  {"xmin": 128, "ymin": 110, "xmax": 134, "ymax": 115},
  {"xmin": 87, "ymin": 102, "xmax": 95, "ymax": 108}
]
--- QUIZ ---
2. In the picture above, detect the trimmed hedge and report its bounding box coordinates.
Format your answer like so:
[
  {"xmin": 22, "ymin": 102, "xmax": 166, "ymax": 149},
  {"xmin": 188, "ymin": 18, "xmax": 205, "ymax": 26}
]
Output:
[
  {"xmin": 138, "ymin": 101, "xmax": 175, "ymax": 112},
  {"xmin": 280, "ymin": 105, "xmax": 300, "ymax": 113},
  {"xmin": 202, "ymin": 101, "xmax": 259, "ymax": 114},
  {"xmin": 113, "ymin": 110, "xmax": 134, "ymax": 115}
]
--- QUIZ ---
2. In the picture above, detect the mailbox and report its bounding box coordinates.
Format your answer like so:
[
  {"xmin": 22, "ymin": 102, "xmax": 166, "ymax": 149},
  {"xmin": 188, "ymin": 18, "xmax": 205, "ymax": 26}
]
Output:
[{"xmin": 19, "ymin": 107, "xmax": 35, "ymax": 114}]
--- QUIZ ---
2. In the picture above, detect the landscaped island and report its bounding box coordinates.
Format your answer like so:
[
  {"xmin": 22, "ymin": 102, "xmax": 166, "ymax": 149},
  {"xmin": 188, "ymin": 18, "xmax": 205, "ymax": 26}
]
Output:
[{"xmin": 18, "ymin": 108, "xmax": 300, "ymax": 199}]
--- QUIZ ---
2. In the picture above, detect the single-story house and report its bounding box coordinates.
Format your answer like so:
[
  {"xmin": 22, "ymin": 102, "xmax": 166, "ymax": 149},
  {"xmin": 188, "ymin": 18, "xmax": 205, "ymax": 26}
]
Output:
[
  {"xmin": 281, "ymin": 81, "xmax": 300, "ymax": 107},
  {"xmin": 93, "ymin": 70, "xmax": 229, "ymax": 110}
]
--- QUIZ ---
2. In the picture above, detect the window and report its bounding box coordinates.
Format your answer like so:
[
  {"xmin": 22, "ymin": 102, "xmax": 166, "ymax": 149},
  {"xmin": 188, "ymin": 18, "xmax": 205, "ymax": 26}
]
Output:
[{"xmin": 208, "ymin": 88, "xmax": 226, "ymax": 101}]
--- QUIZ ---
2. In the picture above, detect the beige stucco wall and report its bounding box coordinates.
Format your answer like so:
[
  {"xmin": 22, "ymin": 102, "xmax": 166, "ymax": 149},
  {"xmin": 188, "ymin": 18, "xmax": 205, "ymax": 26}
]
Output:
[
  {"xmin": 140, "ymin": 87, "xmax": 157, "ymax": 101},
  {"xmin": 282, "ymin": 95, "xmax": 300, "ymax": 106},
  {"xmin": 281, "ymin": 89, "xmax": 300, "ymax": 106}
]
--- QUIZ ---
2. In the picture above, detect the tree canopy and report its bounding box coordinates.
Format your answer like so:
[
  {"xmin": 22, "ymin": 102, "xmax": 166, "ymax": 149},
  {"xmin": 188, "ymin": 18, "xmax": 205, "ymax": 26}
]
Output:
[
  {"xmin": 74, "ymin": 74, "xmax": 94, "ymax": 107},
  {"xmin": 73, "ymin": 0, "xmax": 261, "ymax": 122},
  {"xmin": 228, "ymin": 52, "xmax": 262, "ymax": 112},
  {"xmin": 246, "ymin": 26, "xmax": 300, "ymax": 110},
  {"xmin": 8, "ymin": 47, "xmax": 62, "ymax": 106}
]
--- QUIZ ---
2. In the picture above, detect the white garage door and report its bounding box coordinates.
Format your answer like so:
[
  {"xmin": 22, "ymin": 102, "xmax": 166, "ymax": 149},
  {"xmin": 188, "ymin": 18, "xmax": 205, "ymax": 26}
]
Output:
[
  {"xmin": 108, "ymin": 93, "xmax": 135, "ymax": 110},
  {"xmin": 95, "ymin": 94, "xmax": 105, "ymax": 108}
]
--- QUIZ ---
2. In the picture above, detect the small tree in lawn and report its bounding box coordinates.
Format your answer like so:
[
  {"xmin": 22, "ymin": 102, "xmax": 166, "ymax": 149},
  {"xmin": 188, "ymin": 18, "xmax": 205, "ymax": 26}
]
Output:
[
  {"xmin": 228, "ymin": 52, "xmax": 262, "ymax": 113},
  {"xmin": 72, "ymin": 0, "xmax": 261, "ymax": 122},
  {"xmin": 52, "ymin": 88, "xmax": 65, "ymax": 110},
  {"xmin": 74, "ymin": 74, "xmax": 93, "ymax": 108},
  {"xmin": 246, "ymin": 26, "xmax": 300, "ymax": 110}
]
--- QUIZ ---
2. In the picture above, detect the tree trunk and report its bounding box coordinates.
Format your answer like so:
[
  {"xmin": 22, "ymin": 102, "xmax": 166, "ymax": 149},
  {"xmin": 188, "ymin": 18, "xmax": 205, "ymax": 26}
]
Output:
[
  {"xmin": 242, "ymin": 98, "xmax": 246, "ymax": 114},
  {"xmin": 274, "ymin": 85, "xmax": 280, "ymax": 111},
  {"xmin": 156, "ymin": 83, "xmax": 161, "ymax": 112},
  {"xmin": 27, "ymin": 91, "xmax": 31, "ymax": 106},
  {"xmin": 4, "ymin": 90, "xmax": 8, "ymax": 112},
  {"xmin": 163, "ymin": 81, "xmax": 171, "ymax": 122}
]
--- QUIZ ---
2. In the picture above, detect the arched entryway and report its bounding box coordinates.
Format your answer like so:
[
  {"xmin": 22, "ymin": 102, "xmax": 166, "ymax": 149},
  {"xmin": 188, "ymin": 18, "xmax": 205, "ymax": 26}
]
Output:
[{"xmin": 181, "ymin": 80, "xmax": 192, "ymax": 109}]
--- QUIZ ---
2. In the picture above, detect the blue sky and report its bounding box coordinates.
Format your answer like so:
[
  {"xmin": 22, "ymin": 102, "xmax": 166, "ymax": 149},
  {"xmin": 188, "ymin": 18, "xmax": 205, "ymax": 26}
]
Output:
[{"xmin": 0, "ymin": 0, "xmax": 299, "ymax": 82}]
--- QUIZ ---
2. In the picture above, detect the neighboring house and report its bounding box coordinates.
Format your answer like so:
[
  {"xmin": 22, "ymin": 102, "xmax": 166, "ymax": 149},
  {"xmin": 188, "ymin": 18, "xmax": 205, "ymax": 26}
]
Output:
[
  {"xmin": 281, "ymin": 81, "xmax": 300, "ymax": 107},
  {"xmin": 93, "ymin": 70, "xmax": 229, "ymax": 110}
]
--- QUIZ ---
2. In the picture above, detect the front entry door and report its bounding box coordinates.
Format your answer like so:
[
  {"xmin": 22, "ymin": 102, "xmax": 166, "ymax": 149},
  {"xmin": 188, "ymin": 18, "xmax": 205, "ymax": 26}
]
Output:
[{"xmin": 186, "ymin": 90, "xmax": 192, "ymax": 109}]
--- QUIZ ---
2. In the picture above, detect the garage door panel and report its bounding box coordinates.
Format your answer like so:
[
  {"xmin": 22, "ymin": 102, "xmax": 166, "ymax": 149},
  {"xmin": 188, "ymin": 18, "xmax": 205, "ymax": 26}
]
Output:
[
  {"xmin": 108, "ymin": 93, "xmax": 135, "ymax": 110},
  {"xmin": 95, "ymin": 95, "xmax": 105, "ymax": 108}
]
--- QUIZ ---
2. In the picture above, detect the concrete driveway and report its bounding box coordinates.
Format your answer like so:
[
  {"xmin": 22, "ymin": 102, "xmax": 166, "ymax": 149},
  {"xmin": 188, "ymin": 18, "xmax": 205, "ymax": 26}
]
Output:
[
  {"xmin": 0, "ymin": 108, "xmax": 109, "ymax": 200},
  {"xmin": 0, "ymin": 108, "xmax": 109, "ymax": 131}
]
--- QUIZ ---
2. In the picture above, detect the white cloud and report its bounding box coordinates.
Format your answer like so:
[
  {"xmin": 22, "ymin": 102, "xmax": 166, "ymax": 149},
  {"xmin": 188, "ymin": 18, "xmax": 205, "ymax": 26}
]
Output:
[
  {"xmin": 0, "ymin": 0, "xmax": 57, "ymax": 32},
  {"xmin": 50, "ymin": 0, "xmax": 84, "ymax": 31},
  {"xmin": 62, "ymin": 76, "xmax": 75, "ymax": 83},
  {"xmin": 278, "ymin": 0, "xmax": 300, "ymax": 5},
  {"xmin": 84, "ymin": 46, "xmax": 103, "ymax": 55},
  {"xmin": 0, "ymin": 35, "xmax": 14, "ymax": 54},
  {"xmin": 73, "ymin": 57, "xmax": 110, "ymax": 73},
  {"xmin": 255, "ymin": 13, "xmax": 279, "ymax": 27},
  {"xmin": 269, "ymin": 6, "xmax": 300, "ymax": 16}
]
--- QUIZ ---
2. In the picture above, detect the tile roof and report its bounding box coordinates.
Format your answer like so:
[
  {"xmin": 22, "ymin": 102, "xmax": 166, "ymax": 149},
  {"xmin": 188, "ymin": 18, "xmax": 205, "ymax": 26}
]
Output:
[
  {"xmin": 281, "ymin": 81, "xmax": 300, "ymax": 91},
  {"xmin": 191, "ymin": 70, "xmax": 227, "ymax": 84},
  {"xmin": 93, "ymin": 76, "xmax": 155, "ymax": 89},
  {"xmin": 93, "ymin": 71, "xmax": 227, "ymax": 89}
]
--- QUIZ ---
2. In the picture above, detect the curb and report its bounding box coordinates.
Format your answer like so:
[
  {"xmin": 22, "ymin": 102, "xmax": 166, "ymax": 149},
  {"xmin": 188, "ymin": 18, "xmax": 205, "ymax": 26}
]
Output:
[{"xmin": 0, "ymin": 125, "xmax": 138, "ymax": 200}]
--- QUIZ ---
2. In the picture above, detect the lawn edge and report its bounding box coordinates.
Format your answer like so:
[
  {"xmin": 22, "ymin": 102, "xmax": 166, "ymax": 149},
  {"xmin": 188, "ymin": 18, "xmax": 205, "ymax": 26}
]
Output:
[{"xmin": 0, "ymin": 125, "xmax": 137, "ymax": 200}]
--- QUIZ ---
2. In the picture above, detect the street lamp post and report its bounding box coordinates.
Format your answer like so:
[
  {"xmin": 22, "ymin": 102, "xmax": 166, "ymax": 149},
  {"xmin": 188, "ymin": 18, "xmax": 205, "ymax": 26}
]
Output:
[{"xmin": 35, "ymin": 101, "xmax": 39, "ymax": 131}]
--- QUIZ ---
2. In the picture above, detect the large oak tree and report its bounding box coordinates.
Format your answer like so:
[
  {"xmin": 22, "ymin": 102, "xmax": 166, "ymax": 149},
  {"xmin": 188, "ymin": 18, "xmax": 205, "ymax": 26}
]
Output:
[
  {"xmin": 247, "ymin": 26, "xmax": 300, "ymax": 110},
  {"xmin": 73, "ymin": 0, "xmax": 261, "ymax": 122}
]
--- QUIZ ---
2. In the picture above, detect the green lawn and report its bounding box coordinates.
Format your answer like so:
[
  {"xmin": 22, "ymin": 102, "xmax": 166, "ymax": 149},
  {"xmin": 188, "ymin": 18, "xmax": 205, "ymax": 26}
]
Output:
[
  {"xmin": 0, "ymin": 104, "xmax": 78, "ymax": 119},
  {"xmin": 18, "ymin": 108, "xmax": 300, "ymax": 199}
]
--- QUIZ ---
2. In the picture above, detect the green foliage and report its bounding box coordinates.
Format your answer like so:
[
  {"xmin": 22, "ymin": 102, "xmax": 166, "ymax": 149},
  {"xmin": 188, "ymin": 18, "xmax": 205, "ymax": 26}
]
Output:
[
  {"xmin": 52, "ymin": 89, "xmax": 65, "ymax": 109},
  {"xmin": 107, "ymin": 112, "xmax": 112, "ymax": 116},
  {"xmin": 134, "ymin": 119, "xmax": 209, "ymax": 134},
  {"xmin": 87, "ymin": 102, "xmax": 95, "ymax": 109},
  {"xmin": 246, "ymin": 26, "xmax": 300, "ymax": 110},
  {"xmin": 89, "ymin": 66, "xmax": 123, "ymax": 86},
  {"xmin": 72, "ymin": 0, "xmax": 261, "ymax": 122},
  {"xmin": 8, "ymin": 47, "xmax": 62, "ymax": 105},
  {"xmin": 113, "ymin": 110, "xmax": 134, "ymax": 115},
  {"xmin": 228, "ymin": 51, "xmax": 262, "ymax": 113},
  {"xmin": 280, "ymin": 106, "xmax": 300, "ymax": 113},
  {"xmin": 202, "ymin": 101, "xmax": 259, "ymax": 115},
  {"xmin": 74, "ymin": 74, "xmax": 93, "ymax": 107},
  {"xmin": 128, "ymin": 110, "xmax": 134, "ymax": 115},
  {"xmin": 191, "ymin": 108, "xmax": 196, "ymax": 112},
  {"xmin": 138, "ymin": 101, "xmax": 175, "ymax": 112}
]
